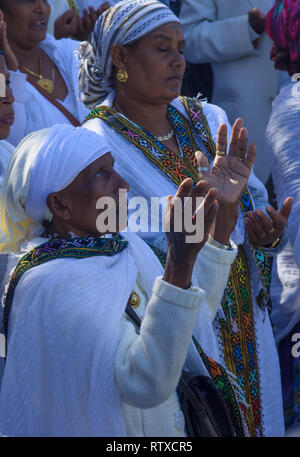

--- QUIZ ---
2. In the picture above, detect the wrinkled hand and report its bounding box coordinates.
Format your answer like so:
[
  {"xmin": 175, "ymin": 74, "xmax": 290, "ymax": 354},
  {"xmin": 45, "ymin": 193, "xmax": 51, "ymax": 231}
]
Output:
[
  {"xmin": 248, "ymin": 8, "xmax": 266, "ymax": 35},
  {"xmin": 196, "ymin": 118, "xmax": 256, "ymax": 206},
  {"xmin": 244, "ymin": 198, "xmax": 293, "ymax": 247},
  {"xmin": 0, "ymin": 10, "xmax": 18, "ymax": 71},
  {"xmin": 163, "ymin": 178, "xmax": 218, "ymax": 289},
  {"xmin": 54, "ymin": 9, "xmax": 78, "ymax": 39}
]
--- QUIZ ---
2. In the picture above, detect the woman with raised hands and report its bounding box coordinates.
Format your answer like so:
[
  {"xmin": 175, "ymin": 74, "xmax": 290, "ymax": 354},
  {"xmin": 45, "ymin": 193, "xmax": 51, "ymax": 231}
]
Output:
[
  {"xmin": 78, "ymin": 0, "xmax": 293, "ymax": 436},
  {"xmin": 0, "ymin": 124, "xmax": 241, "ymax": 437}
]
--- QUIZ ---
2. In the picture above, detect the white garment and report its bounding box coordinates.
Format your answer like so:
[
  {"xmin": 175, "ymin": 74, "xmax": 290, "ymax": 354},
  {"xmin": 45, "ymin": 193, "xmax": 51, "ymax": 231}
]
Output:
[
  {"xmin": 0, "ymin": 230, "xmax": 236, "ymax": 437},
  {"xmin": 7, "ymin": 34, "xmax": 89, "ymax": 147},
  {"xmin": 179, "ymin": 0, "xmax": 280, "ymax": 184},
  {"xmin": 0, "ymin": 141, "xmax": 14, "ymax": 383},
  {"xmin": 83, "ymin": 94, "xmax": 285, "ymax": 436},
  {"xmin": 0, "ymin": 125, "xmax": 110, "ymax": 254},
  {"xmin": 0, "ymin": 141, "xmax": 13, "ymax": 189},
  {"xmin": 266, "ymin": 81, "xmax": 300, "ymax": 343}
]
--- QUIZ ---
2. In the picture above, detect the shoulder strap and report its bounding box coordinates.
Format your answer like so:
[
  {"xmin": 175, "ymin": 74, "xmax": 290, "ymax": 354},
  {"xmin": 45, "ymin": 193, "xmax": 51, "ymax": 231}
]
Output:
[{"xmin": 25, "ymin": 74, "xmax": 80, "ymax": 127}]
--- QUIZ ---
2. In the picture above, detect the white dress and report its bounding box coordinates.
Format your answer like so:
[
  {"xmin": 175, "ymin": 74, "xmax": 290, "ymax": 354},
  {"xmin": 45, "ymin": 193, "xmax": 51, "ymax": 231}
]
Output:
[
  {"xmin": 7, "ymin": 34, "xmax": 89, "ymax": 147},
  {"xmin": 82, "ymin": 92, "xmax": 286, "ymax": 436},
  {"xmin": 266, "ymin": 81, "xmax": 300, "ymax": 344},
  {"xmin": 0, "ymin": 231, "xmax": 236, "ymax": 437}
]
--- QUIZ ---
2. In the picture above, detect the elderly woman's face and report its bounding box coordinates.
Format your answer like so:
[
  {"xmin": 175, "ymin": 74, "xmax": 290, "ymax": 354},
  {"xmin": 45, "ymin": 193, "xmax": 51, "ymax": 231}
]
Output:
[
  {"xmin": 0, "ymin": 56, "xmax": 14, "ymax": 139},
  {"xmin": 55, "ymin": 152, "xmax": 130, "ymax": 238},
  {"xmin": 118, "ymin": 22, "xmax": 185, "ymax": 104},
  {"xmin": 1, "ymin": 0, "xmax": 50, "ymax": 48}
]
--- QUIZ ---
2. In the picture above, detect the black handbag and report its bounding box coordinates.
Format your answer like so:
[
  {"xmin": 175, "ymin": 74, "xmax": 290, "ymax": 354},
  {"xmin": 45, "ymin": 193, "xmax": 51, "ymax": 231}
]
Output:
[
  {"xmin": 178, "ymin": 371, "xmax": 235, "ymax": 437},
  {"xmin": 125, "ymin": 303, "xmax": 235, "ymax": 437}
]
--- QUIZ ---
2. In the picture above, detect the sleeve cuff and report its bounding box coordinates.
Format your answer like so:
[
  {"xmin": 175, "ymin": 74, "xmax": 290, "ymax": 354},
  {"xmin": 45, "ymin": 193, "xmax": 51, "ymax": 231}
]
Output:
[
  {"xmin": 153, "ymin": 276, "xmax": 204, "ymax": 310},
  {"xmin": 198, "ymin": 239, "xmax": 238, "ymax": 265}
]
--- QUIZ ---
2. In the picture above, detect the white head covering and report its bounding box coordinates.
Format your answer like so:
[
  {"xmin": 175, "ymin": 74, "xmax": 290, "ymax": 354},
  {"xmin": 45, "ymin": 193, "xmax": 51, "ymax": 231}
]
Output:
[
  {"xmin": 78, "ymin": 0, "xmax": 180, "ymax": 108},
  {"xmin": 0, "ymin": 125, "xmax": 111, "ymax": 253}
]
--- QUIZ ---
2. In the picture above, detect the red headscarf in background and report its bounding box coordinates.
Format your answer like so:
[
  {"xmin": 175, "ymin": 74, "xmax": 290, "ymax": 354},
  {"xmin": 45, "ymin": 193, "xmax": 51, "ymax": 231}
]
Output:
[{"xmin": 265, "ymin": 0, "xmax": 300, "ymax": 75}]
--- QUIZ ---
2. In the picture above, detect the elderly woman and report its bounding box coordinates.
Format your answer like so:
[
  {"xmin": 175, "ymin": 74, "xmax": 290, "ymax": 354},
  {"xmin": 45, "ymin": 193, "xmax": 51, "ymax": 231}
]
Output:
[
  {"xmin": 265, "ymin": 0, "xmax": 300, "ymax": 436},
  {"xmin": 0, "ymin": 52, "xmax": 20, "ymax": 372},
  {"xmin": 78, "ymin": 0, "xmax": 293, "ymax": 437},
  {"xmin": 0, "ymin": 0, "xmax": 89, "ymax": 147},
  {"xmin": 0, "ymin": 124, "xmax": 247, "ymax": 437}
]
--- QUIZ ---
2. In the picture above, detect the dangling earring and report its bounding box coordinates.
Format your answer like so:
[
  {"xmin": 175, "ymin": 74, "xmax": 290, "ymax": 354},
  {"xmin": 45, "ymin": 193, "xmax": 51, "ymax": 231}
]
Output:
[{"xmin": 116, "ymin": 69, "xmax": 128, "ymax": 83}]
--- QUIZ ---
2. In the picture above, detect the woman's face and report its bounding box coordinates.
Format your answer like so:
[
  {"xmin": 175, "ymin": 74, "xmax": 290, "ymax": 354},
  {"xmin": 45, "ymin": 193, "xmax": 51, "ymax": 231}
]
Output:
[
  {"xmin": 53, "ymin": 152, "xmax": 130, "ymax": 238},
  {"xmin": 0, "ymin": 56, "xmax": 14, "ymax": 139},
  {"xmin": 115, "ymin": 22, "xmax": 186, "ymax": 105},
  {"xmin": 1, "ymin": 0, "xmax": 50, "ymax": 49}
]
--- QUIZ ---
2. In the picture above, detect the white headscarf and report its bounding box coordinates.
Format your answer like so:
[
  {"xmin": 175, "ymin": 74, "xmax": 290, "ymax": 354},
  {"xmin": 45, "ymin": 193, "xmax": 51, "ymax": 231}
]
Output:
[
  {"xmin": 78, "ymin": 0, "xmax": 180, "ymax": 108},
  {"xmin": 0, "ymin": 125, "xmax": 110, "ymax": 253}
]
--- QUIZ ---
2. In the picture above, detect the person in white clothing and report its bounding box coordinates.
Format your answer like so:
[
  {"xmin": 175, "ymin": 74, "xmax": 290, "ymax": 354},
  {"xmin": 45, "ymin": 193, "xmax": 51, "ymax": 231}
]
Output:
[
  {"xmin": 0, "ymin": 124, "xmax": 245, "ymax": 437},
  {"xmin": 0, "ymin": 52, "xmax": 18, "ymax": 383},
  {"xmin": 179, "ymin": 0, "xmax": 284, "ymax": 185},
  {"xmin": 0, "ymin": 1, "xmax": 89, "ymax": 147},
  {"xmin": 79, "ymin": 0, "xmax": 293, "ymax": 436},
  {"xmin": 265, "ymin": 0, "xmax": 300, "ymax": 437}
]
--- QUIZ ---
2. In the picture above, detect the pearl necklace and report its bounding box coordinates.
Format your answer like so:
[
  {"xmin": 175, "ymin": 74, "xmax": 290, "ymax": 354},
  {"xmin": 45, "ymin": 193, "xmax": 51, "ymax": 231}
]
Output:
[{"xmin": 113, "ymin": 101, "xmax": 174, "ymax": 142}]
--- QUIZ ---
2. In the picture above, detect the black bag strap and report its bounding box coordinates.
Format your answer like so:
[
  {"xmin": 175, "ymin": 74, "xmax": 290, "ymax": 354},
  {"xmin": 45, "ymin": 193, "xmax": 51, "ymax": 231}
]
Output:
[{"xmin": 124, "ymin": 303, "xmax": 203, "ymax": 408}]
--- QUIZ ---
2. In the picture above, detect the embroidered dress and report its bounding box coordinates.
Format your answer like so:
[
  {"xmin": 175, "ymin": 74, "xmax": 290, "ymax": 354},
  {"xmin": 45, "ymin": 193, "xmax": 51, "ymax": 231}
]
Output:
[{"xmin": 83, "ymin": 93, "xmax": 286, "ymax": 436}]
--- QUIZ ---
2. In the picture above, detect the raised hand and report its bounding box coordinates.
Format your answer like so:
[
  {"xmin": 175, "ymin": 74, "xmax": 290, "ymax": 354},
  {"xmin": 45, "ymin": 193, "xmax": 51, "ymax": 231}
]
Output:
[
  {"xmin": 196, "ymin": 118, "xmax": 256, "ymax": 206},
  {"xmin": 0, "ymin": 10, "xmax": 18, "ymax": 71},
  {"xmin": 244, "ymin": 197, "xmax": 293, "ymax": 247},
  {"xmin": 163, "ymin": 178, "xmax": 218, "ymax": 289},
  {"xmin": 76, "ymin": 5, "xmax": 102, "ymax": 41},
  {"xmin": 54, "ymin": 9, "xmax": 78, "ymax": 40},
  {"xmin": 248, "ymin": 8, "xmax": 266, "ymax": 35}
]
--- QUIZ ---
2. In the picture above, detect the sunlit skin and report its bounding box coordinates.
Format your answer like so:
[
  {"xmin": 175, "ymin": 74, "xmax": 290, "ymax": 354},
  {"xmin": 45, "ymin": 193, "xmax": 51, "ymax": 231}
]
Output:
[
  {"xmin": 46, "ymin": 153, "xmax": 130, "ymax": 238},
  {"xmin": 0, "ymin": 0, "xmax": 50, "ymax": 50},
  {"xmin": 111, "ymin": 22, "xmax": 185, "ymax": 153},
  {"xmin": 0, "ymin": 55, "xmax": 14, "ymax": 139},
  {"xmin": 0, "ymin": 0, "xmax": 69, "ymax": 101}
]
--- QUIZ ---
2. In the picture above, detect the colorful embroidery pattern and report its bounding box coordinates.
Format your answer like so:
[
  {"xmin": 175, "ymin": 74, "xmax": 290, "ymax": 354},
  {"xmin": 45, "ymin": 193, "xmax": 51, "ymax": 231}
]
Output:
[
  {"xmin": 147, "ymin": 243, "xmax": 245, "ymax": 437},
  {"xmin": 85, "ymin": 97, "xmax": 271, "ymax": 435},
  {"xmin": 84, "ymin": 105, "xmax": 199, "ymax": 187},
  {"xmin": 181, "ymin": 97, "xmax": 266, "ymax": 435},
  {"xmin": 3, "ymin": 235, "xmax": 127, "ymax": 337}
]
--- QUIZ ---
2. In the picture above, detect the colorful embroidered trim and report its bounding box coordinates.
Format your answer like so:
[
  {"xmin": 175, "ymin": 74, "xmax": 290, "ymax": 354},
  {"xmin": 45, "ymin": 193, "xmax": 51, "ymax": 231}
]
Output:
[
  {"xmin": 84, "ymin": 104, "xmax": 199, "ymax": 187},
  {"xmin": 3, "ymin": 235, "xmax": 127, "ymax": 338},
  {"xmin": 85, "ymin": 96, "xmax": 271, "ymax": 435},
  {"xmin": 147, "ymin": 243, "xmax": 245, "ymax": 437}
]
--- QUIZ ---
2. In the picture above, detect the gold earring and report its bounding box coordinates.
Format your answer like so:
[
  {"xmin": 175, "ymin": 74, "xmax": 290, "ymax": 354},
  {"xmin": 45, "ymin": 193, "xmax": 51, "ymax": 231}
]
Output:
[{"xmin": 116, "ymin": 69, "xmax": 128, "ymax": 83}]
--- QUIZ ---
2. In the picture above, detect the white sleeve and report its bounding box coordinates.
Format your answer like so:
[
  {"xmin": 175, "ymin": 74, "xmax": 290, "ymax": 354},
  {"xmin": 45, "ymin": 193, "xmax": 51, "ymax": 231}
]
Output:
[
  {"xmin": 115, "ymin": 276, "xmax": 205, "ymax": 408},
  {"xmin": 7, "ymin": 70, "xmax": 27, "ymax": 147},
  {"xmin": 193, "ymin": 242, "xmax": 237, "ymax": 321},
  {"xmin": 180, "ymin": 0, "xmax": 257, "ymax": 63}
]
